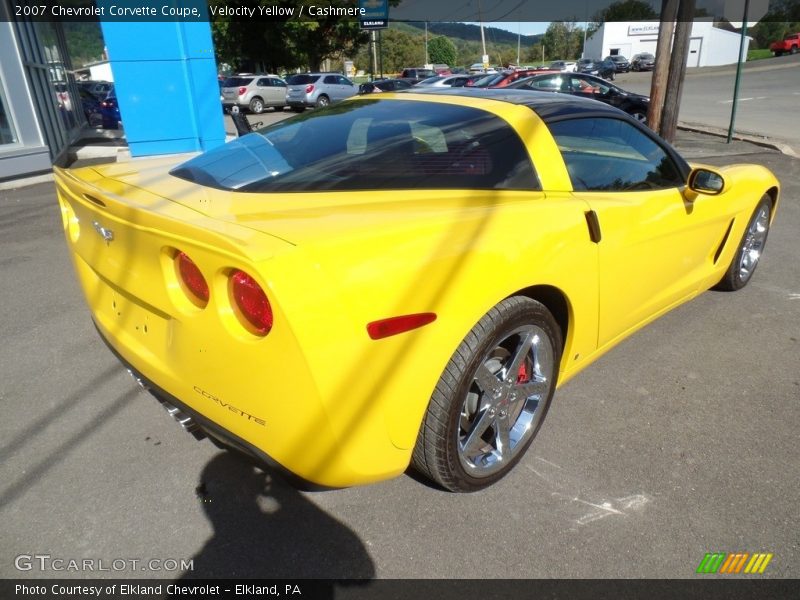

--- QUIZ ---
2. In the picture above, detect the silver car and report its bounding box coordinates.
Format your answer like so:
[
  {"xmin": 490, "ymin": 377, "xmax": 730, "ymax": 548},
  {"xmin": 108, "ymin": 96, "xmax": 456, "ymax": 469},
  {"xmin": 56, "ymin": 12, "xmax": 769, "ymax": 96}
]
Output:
[
  {"xmin": 414, "ymin": 74, "xmax": 473, "ymax": 87},
  {"xmin": 221, "ymin": 75, "xmax": 287, "ymax": 114},
  {"xmin": 286, "ymin": 73, "xmax": 357, "ymax": 111}
]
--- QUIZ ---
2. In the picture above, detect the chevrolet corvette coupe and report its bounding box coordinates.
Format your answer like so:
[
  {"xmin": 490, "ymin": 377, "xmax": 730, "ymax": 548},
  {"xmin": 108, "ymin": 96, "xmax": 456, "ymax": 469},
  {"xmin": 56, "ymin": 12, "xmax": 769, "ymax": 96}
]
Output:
[{"xmin": 54, "ymin": 90, "xmax": 779, "ymax": 492}]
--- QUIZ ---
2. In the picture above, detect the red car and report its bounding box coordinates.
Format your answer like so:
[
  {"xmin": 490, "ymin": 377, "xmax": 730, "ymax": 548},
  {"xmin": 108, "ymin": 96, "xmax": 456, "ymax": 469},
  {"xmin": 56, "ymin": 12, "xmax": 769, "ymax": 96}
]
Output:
[{"xmin": 770, "ymin": 33, "xmax": 800, "ymax": 56}]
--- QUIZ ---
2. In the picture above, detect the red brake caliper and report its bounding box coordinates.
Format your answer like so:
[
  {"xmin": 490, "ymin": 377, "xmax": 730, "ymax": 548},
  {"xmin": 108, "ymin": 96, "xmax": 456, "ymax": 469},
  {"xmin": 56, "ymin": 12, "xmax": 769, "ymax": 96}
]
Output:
[{"xmin": 516, "ymin": 362, "xmax": 529, "ymax": 384}]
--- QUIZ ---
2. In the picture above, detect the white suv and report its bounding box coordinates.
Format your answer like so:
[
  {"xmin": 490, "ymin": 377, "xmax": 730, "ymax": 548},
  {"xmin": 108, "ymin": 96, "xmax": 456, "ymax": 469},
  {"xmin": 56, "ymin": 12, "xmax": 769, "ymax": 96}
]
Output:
[{"xmin": 221, "ymin": 75, "xmax": 287, "ymax": 114}]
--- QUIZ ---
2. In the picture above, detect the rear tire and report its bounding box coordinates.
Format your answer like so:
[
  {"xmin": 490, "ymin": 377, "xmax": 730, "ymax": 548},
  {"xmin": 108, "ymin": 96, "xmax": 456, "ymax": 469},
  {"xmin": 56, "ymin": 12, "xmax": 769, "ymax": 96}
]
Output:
[
  {"xmin": 412, "ymin": 297, "xmax": 562, "ymax": 492},
  {"xmin": 315, "ymin": 95, "xmax": 330, "ymax": 108},
  {"xmin": 791, "ymin": 46, "xmax": 798, "ymax": 55},
  {"xmin": 714, "ymin": 195, "xmax": 772, "ymax": 291}
]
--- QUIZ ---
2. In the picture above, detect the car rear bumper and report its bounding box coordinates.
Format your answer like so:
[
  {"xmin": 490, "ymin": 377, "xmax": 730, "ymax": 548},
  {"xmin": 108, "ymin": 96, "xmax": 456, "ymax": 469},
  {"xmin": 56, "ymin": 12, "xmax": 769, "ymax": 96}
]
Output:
[{"xmin": 96, "ymin": 324, "xmax": 334, "ymax": 490}]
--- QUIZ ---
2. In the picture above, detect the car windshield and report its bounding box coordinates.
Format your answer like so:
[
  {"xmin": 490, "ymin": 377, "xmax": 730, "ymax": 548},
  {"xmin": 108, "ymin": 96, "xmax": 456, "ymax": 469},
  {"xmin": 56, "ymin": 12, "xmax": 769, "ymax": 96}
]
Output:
[
  {"xmin": 287, "ymin": 74, "xmax": 320, "ymax": 85},
  {"xmin": 171, "ymin": 99, "xmax": 539, "ymax": 193},
  {"xmin": 417, "ymin": 76, "xmax": 444, "ymax": 85}
]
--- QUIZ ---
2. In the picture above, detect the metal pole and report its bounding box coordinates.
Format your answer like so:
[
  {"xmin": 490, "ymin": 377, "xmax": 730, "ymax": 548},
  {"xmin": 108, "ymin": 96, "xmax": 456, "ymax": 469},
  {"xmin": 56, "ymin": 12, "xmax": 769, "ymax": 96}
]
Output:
[
  {"xmin": 378, "ymin": 29, "xmax": 383, "ymax": 78},
  {"xmin": 425, "ymin": 21, "xmax": 429, "ymax": 65},
  {"xmin": 517, "ymin": 23, "xmax": 521, "ymax": 65},
  {"xmin": 727, "ymin": 0, "xmax": 750, "ymax": 143},
  {"xmin": 370, "ymin": 30, "xmax": 377, "ymax": 81}
]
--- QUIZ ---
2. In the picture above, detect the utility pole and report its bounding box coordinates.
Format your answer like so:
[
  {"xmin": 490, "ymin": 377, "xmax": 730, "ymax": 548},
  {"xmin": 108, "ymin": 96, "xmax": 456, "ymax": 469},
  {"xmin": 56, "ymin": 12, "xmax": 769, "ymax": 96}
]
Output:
[
  {"xmin": 660, "ymin": 0, "xmax": 696, "ymax": 143},
  {"xmin": 648, "ymin": 0, "xmax": 679, "ymax": 135}
]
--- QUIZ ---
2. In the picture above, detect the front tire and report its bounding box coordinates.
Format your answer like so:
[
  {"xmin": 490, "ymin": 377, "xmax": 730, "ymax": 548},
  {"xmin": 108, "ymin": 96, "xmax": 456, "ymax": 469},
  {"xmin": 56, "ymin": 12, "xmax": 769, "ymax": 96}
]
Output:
[
  {"xmin": 412, "ymin": 297, "xmax": 562, "ymax": 492},
  {"xmin": 249, "ymin": 97, "xmax": 265, "ymax": 114},
  {"xmin": 714, "ymin": 195, "xmax": 772, "ymax": 291}
]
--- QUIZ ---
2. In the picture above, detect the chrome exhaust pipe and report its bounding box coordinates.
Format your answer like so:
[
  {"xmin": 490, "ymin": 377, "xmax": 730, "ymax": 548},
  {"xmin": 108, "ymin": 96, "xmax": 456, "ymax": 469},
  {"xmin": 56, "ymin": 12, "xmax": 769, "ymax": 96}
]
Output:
[
  {"xmin": 161, "ymin": 401, "xmax": 207, "ymax": 440},
  {"xmin": 127, "ymin": 369, "xmax": 206, "ymax": 440}
]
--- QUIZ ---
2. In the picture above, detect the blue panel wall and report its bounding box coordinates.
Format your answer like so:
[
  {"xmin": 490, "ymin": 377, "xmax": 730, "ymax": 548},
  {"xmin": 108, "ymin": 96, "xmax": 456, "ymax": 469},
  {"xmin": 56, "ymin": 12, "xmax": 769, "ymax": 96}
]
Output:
[{"xmin": 99, "ymin": 11, "xmax": 225, "ymax": 157}]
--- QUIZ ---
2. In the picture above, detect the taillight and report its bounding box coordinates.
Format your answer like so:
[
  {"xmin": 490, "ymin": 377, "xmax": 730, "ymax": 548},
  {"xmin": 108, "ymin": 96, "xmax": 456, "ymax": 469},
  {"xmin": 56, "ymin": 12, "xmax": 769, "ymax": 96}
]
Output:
[
  {"xmin": 175, "ymin": 252, "xmax": 209, "ymax": 307},
  {"xmin": 238, "ymin": 86, "xmax": 247, "ymax": 95},
  {"xmin": 305, "ymin": 84, "xmax": 315, "ymax": 94},
  {"xmin": 229, "ymin": 270, "xmax": 272, "ymax": 336}
]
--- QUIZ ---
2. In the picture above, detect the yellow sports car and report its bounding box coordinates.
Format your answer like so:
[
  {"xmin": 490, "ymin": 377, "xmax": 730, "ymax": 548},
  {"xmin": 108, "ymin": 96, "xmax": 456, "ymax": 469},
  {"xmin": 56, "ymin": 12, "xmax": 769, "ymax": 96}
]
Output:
[{"xmin": 54, "ymin": 90, "xmax": 779, "ymax": 492}]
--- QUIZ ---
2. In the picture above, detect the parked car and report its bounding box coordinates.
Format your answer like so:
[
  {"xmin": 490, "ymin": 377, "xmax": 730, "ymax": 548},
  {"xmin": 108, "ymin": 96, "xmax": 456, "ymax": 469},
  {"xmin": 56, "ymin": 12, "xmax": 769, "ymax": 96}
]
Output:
[
  {"xmin": 415, "ymin": 74, "xmax": 474, "ymax": 88},
  {"xmin": 98, "ymin": 88, "xmax": 120, "ymax": 129},
  {"xmin": 769, "ymin": 32, "xmax": 800, "ymax": 56},
  {"xmin": 55, "ymin": 88, "xmax": 779, "ymax": 491},
  {"xmin": 508, "ymin": 72, "xmax": 651, "ymax": 123},
  {"xmin": 285, "ymin": 73, "xmax": 357, "ymax": 111},
  {"xmin": 576, "ymin": 58, "xmax": 616, "ymax": 80},
  {"xmin": 605, "ymin": 55, "xmax": 630, "ymax": 73},
  {"xmin": 631, "ymin": 53, "xmax": 656, "ymax": 71},
  {"xmin": 78, "ymin": 80, "xmax": 113, "ymax": 99},
  {"xmin": 486, "ymin": 69, "xmax": 559, "ymax": 88},
  {"xmin": 78, "ymin": 87, "xmax": 102, "ymax": 126},
  {"xmin": 358, "ymin": 79, "xmax": 413, "ymax": 94},
  {"xmin": 220, "ymin": 75, "xmax": 287, "ymax": 114},
  {"xmin": 468, "ymin": 63, "xmax": 498, "ymax": 74},
  {"xmin": 549, "ymin": 60, "xmax": 577, "ymax": 72},
  {"xmin": 399, "ymin": 68, "xmax": 436, "ymax": 84}
]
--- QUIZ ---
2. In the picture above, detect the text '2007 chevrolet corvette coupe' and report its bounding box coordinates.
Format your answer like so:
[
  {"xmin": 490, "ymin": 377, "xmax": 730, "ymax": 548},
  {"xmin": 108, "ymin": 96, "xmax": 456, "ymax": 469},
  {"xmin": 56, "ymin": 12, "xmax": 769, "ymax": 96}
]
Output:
[{"xmin": 54, "ymin": 89, "xmax": 779, "ymax": 491}]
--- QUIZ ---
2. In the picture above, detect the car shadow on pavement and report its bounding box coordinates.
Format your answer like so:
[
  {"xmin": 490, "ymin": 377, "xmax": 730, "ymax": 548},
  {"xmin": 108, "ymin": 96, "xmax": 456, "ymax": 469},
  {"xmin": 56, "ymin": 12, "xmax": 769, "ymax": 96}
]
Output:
[{"xmin": 180, "ymin": 451, "xmax": 375, "ymax": 585}]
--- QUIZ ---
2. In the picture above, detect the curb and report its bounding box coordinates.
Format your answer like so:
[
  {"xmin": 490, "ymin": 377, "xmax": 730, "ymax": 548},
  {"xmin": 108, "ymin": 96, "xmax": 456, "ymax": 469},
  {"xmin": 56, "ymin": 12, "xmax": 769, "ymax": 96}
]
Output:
[{"xmin": 677, "ymin": 122, "xmax": 799, "ymax": 158}]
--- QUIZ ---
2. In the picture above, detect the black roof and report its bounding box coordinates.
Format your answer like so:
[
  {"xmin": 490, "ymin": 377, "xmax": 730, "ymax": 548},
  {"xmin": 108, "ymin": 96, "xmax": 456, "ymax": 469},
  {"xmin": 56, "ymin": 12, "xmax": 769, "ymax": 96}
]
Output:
[{"xmin": 405, "ymin": 87, "xmax": 628, "ymax": 122}]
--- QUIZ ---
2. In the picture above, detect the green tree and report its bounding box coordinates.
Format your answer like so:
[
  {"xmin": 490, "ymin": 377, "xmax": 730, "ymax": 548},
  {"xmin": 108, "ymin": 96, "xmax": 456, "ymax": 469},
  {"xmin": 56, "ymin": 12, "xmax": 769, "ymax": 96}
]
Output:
[
  {"xmin": 542, "ymin": 21, "xmax": 584, "ymax": 60},
  {"xmin": 427, "ymin": 35, "xmax": 457, "ymax": 66}
]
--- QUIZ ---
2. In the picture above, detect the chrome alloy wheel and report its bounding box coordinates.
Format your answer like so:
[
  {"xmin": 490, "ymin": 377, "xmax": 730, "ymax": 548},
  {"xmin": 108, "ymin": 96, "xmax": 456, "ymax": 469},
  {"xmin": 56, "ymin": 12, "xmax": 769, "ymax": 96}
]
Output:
[
  {"xmin": 737, "ymin": 203, "xmax": 770, "ymax": 283},
  {"xmin": 457, "ymin": 325, "xmax": 554, "ymax": 477}
]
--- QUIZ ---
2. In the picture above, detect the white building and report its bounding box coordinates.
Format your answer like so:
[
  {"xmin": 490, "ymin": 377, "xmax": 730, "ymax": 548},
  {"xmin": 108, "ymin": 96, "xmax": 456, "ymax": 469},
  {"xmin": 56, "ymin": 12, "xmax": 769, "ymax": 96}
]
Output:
[{"xmin": 584, "ymin": 21, "xmax": 750, "ymax": 67}]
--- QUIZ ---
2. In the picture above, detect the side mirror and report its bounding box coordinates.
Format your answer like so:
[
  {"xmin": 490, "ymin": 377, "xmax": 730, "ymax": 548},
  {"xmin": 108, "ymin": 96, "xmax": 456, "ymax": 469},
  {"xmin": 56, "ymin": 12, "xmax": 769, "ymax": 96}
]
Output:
[{"xmin": 688, "ymin": 167, "xmax": 725, "ymax": 195}]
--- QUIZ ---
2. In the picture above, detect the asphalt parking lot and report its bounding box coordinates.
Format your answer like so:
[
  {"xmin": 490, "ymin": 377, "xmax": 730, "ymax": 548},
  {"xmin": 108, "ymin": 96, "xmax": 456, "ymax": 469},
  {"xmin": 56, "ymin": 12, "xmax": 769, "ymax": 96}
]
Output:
[{"xmin": 1, "ymin": 131, "xmax": 798, "ymax": 581}]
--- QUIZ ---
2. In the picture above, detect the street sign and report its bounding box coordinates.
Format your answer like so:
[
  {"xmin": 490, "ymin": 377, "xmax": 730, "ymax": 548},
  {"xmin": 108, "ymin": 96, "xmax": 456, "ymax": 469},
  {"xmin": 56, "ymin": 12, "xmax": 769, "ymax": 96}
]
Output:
[{"xmin": 359, "ymin": 0, "xmax": 388, "ymax": 30}]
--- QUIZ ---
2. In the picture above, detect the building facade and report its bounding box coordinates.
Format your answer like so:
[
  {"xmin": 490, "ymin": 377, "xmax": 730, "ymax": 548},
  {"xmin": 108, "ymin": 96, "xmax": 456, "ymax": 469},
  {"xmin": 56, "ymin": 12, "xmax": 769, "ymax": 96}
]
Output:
[
  {"xmin": 585, "ymin": 21, "xmax": 750, "ymax": 68},
  {"xmin": 0, "ymin": 2, "xmax": 84, "ymax": 181}
]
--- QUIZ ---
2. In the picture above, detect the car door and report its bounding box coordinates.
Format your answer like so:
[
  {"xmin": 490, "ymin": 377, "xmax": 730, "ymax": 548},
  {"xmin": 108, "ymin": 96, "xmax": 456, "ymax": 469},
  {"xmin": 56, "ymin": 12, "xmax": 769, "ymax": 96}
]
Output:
[
  {"xmin": 268, "ymin": 78, "xmax": 287, "ymax": 106},
  {"xmin": 337, "ymin": 75, "xmax": 356, "ymax": 100},
  {"xmin": 548, "ymin": 116, "xmax": 737, "ymax": 346}
]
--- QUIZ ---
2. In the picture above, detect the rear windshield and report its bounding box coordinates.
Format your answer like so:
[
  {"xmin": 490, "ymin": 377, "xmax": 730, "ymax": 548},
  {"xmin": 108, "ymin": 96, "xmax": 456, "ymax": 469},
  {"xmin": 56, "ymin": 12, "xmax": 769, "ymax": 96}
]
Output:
[
  {"xmin": 639, "ymin": 54, "xmax": 654, "ymax": 59},
  {"xmin": 223, "ymin": 77, "xmax": 253, "ymax": 87},
  {"xmin": 171, "ymin": 99, "xmax": 539, "ymax": 192},
  {"xmin": 287, "ymin": 74, "xmax": 320, "ymax": 85}
]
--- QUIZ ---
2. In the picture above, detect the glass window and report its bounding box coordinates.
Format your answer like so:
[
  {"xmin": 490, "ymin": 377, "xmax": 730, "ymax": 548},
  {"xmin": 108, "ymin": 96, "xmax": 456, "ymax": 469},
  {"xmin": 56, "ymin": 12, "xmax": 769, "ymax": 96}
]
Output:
[
  {"xmin": 171, "ymin": 99, "xmax": 540, "ymax": 193},
  {"xmin": 548, "ymin": 118, "xmax": 684, "ymax": 192},
  {"xmin": 0, "ymin": 78, "xmax": 18, "ymax": 145},
  {"xmin": 323, "ymin": 75, "xmax": 337, "ymax": 84},
  {"xmin": 287, "ymin": 74, "xmax": 320, "ymax": 85}
]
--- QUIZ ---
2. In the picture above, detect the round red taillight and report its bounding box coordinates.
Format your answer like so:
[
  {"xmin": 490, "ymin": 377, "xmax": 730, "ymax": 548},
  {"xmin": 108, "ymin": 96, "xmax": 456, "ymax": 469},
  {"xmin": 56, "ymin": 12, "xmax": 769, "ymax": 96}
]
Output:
[
  {"xmin": 238, "ymin": 86, "xmax": 247, "ymax": 95},
  {"xmin": 175, "ymin": 251, "xmax": 209, "ymax": 306},
  {"xmin": 305, "ymin": 84, "xmax": 315, "ymax": 94},
  {"xmin": 230, "ymin": 270, "xmax": 272, "ymax": 336}
]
